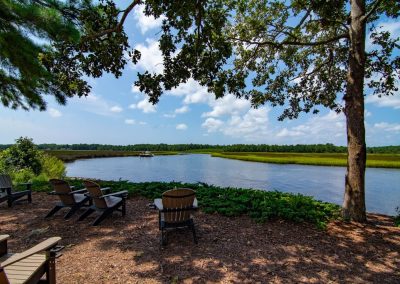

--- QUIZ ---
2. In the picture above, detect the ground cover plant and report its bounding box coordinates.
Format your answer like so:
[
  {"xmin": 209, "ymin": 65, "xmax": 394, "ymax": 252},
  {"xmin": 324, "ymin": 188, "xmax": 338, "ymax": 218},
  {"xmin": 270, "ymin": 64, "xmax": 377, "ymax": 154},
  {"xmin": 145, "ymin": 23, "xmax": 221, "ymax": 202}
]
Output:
[{"xmin": 28, "ymin": 179, "xmax": 340, "ymax": 229}]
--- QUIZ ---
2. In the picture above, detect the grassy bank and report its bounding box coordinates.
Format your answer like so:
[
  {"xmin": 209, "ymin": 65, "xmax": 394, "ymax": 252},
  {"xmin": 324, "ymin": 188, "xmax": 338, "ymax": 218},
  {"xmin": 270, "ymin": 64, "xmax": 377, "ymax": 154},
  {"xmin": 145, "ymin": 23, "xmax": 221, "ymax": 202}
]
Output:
[
  {"xmin": 45, "ymin": 150, "xmax": 178, "ymax": 162},
  {"xmin": 28, "ymin": 179, "xmax": 340, "ymax": 228},
  {"xmin": 45, "ymin": 150, "xmax": 400, "ymax": 168},
  {"xmin": 210, "ymin": 152, "xmax": 400, "ymax": 168}
]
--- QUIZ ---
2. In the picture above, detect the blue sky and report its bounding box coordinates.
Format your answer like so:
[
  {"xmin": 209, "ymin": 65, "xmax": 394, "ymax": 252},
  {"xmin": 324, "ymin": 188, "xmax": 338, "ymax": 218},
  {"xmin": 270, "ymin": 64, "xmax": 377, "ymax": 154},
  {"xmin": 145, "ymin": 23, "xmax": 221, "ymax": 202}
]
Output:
[{"xmin": 0, "ymin": 4, "xmax": 399, "ymax": 146}]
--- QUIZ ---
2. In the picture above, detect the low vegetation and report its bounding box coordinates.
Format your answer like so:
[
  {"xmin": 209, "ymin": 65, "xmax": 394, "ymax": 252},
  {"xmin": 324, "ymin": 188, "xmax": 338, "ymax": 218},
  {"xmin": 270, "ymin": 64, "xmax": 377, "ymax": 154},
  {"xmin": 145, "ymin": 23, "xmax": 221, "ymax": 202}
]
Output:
[
  {"xmin": 29, "ymin": 179, "xmax": 340, "ymax": 229},
  {"xmin": 45, "ymin": 150, "xmax": 178, "ymax": 162},
  {"xmin": 0, "ymin": 137, "xmax": 65, "ymax": 182},
  {"xmin": 211, "ymin": 152, "xmax": 400, "ymax": 168}
]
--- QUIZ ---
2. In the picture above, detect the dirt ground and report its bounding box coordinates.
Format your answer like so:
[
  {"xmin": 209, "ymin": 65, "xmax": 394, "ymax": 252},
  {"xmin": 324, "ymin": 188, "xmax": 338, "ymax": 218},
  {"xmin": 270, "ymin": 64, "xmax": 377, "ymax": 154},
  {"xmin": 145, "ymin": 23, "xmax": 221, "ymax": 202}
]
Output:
[{"xmin": 1, "ymin": 192, "xmax": 399, "ymax": 283}]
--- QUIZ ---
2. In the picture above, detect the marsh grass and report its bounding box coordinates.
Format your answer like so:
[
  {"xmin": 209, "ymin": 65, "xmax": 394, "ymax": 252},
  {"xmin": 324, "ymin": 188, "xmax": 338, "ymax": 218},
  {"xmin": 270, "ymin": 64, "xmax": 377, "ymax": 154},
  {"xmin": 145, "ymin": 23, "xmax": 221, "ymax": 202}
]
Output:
[
  {"xmin": 46, "ymin": 150, "xmax": 178, "ymax": 162},
  {"xmin": 211, "ymin": 152, "xmax": 400, "ymax": 168}
]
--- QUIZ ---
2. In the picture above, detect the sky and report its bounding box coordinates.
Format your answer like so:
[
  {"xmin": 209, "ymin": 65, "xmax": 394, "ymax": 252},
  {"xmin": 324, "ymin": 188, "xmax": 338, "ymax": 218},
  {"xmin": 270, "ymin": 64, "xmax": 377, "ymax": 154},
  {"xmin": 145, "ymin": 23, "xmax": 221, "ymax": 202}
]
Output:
[{"xmin": 0, "ymin": 4, "xmax": 399, "ymax": 146}]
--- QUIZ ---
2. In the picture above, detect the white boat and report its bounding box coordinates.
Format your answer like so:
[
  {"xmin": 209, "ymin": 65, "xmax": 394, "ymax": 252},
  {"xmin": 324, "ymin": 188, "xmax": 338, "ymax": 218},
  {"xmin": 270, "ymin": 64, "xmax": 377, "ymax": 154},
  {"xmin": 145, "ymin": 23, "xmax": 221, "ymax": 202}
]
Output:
[{"xmin": 139, "ymin": 151, "xmax": 154, "ymax": 157}]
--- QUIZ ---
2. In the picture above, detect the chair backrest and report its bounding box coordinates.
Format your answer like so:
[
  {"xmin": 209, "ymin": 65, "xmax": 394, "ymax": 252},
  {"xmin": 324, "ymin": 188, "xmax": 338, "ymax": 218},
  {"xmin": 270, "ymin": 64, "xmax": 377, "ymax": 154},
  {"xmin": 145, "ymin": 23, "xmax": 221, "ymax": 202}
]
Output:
[
  {"xmin": 0, "ymin": 175, "xmax": 13, "ymax": 190},
  {"xmin": 162, "ymin": 188, "xmax": 195, "ymax": 223},
  {"xmin": 49, "ymin": 179, "xmax": 75, "ymax": 205},
  {"xmin": 83, "ymin": 180, "xmax": 107, "ymax": 209}
]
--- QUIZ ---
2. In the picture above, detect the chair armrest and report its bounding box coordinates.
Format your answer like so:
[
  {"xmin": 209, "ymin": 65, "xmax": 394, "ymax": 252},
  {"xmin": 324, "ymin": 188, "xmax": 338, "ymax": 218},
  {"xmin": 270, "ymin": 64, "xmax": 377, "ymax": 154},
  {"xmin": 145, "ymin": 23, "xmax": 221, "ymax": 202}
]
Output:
[
  {"xmin": 101, "ymin": 190, "xmax": 128, "ymax": 199},
  {"xmin": 0, "ymin": 235, "xmax": 9, "ymax": 243},
  {"xmin": 1, "ymin": 237, "xmax": 61, "ymax": 268},
  {"xmin": 100, "ymin": 187, "xmax": 111, "ymax": 194},
  {"xmin": 47, "ymin": 191, "xmax": 73, "ymax": 196},
  {"xmin": 71, "ymin": 188, "xmax": 87, "ymax": 194}
]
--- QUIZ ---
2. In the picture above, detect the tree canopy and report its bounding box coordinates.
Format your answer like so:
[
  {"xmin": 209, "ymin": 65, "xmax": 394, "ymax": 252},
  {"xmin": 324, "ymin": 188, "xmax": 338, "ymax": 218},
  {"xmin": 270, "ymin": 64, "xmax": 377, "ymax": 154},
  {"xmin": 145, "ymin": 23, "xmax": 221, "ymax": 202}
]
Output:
[{"xmin": 0, "ymin": 0, "xmax": 136, "ymax": 110}]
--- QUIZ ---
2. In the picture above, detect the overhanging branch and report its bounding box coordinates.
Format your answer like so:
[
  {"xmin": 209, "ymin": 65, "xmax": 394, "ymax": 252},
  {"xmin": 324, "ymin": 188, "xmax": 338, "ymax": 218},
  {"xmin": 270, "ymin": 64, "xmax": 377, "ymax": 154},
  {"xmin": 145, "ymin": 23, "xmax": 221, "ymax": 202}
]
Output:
[
  {"xmin": 362, "ymin": 0, "xmax": 383, "ymax": 22},
  {"xmin": 231, "ymin": 33, "xmax": 349, "ymax": 48},
  {"xmin": 85, "ymin": 0, "xmax": 141, "ymax": 39}
]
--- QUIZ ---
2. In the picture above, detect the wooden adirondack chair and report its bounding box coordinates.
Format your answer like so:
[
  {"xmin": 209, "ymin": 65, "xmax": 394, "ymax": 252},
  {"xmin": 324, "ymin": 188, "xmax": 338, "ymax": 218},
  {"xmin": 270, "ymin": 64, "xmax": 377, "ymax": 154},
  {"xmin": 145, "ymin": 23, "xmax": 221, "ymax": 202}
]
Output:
[
  {"xmin": 154, "ymin": 188, "xmax": 198, "ymax": 246},
  {"xmin": 78, "ymin": 180, "xmax": 128, "ymax": 226},
  {"xmin": 0, "ymin": 174, "xmax": 32, "ymax": 207},
  {"xmin": 46, "ymin": 179, "xmax": 91, "ymax": 220},
  {"xmin": 0, "ymin": 235, "xmax": 61, "ymax": 284}
]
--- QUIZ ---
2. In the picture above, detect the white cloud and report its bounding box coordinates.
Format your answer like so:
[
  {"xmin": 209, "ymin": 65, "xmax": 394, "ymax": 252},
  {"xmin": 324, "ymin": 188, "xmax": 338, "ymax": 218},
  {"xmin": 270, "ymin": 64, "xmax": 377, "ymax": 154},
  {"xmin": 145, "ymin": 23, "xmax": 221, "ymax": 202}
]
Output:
[
  {"xmin": 132, "ymin": 39, "xmax": 163, "ymax": 73},
  {"xmin": 202, "ymin": 107, "xmax": 271, "ymax": 142},
  {"xmin": 133, "ymin": 5, "xmax": 165, "ymax": 34},
  {"xmin": 167, "ymin": 78, "xmax": 213, "ymax": 104},
  {"xmin": 286, "ymin": 111, "xmax": 346, "ymax": 142},
  {"xmin": 202, "ymin": 118, "xmax": 224, "ymax": 133},
  {"xmin": 71, "ymin": 93, "xmax": 120, "ymax": 116},
  {"xmin": 48, "ymin": 108, "xmax": 62, "ymax": 118},
  {"xmin": 129, "ymin": 97, "xmax": 156, "ymax": 113},
  {"xmin": 125, "ymin": 119, "xmax": 135, "ymax": 125},
  {"xmin": 163, "ymin": 114, "xmax": 176, "ymax": 118},
  {"xmin": 365, "ymin": 110, "xmax": 372, "ymax": 117},
  {"xmin": 201, "ymin": 107, "xmax": 350, "ymax": 144},
  {"xmin": 221, "ymin": 108, "xmax": 270, "ymax": 141},
  {"xmin": 203, "ymin": 94, "xmax": 250, "ymax": 117},
  {"xmin": 138, "ymin": 121, "xmax": 147, "ymax": 125},
  {"xmin": 365, "ymin": 95, "xmax": 400, "ymax": 109},
  {"xmin": 175, "ymin": 105, "xmax": 190, "ymax": 114},
  {"xmin": 276, "ymin": 128, "xmax": 303, "ymax": 138},
  {"xmin": 176, "ymin": 123, "xmax": 188, "ymax": 130},
  {"xmin": 374, "ymin": 122, "xmax": 400, "ymax": 133},
  {"xmin": 110, "ymin": 106, "xmax": 123, "ymax": 113}
]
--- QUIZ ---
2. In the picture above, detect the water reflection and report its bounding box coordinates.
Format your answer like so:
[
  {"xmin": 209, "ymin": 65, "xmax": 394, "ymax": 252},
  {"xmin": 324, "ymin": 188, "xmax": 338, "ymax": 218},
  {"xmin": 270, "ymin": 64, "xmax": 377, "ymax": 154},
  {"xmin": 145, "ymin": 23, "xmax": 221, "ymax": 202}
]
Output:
[{"xmin": 66, "ymin": 154, "xmax": 400, "ymax": 215}]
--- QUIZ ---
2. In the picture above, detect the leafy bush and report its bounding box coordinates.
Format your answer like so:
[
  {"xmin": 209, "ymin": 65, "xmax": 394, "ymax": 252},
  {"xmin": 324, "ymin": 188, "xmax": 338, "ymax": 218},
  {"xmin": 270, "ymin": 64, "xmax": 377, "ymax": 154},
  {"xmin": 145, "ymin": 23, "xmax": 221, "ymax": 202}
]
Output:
[
  {"xmin": 0, "ymin": 137, "xmax": 42, "ymax": 174},
  {"xmin": 0, "ymin": 137, "xmax": 65, "ymax": 182}
]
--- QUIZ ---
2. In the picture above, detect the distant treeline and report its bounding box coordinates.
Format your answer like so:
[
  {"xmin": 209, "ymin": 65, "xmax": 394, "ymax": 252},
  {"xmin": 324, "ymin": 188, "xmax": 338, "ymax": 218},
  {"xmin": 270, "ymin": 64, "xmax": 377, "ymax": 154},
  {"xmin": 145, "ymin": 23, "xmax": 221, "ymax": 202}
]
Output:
[{"xmin": 1, "ymin": 143, "xmax": 399, "ymax": 153}]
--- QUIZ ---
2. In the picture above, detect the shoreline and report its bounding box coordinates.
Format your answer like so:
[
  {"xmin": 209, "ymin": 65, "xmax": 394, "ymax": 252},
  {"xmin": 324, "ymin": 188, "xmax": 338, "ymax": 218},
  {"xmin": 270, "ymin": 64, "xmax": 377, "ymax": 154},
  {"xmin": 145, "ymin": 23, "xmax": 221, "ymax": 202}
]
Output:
[{"xmin": 47, "ymin": 150, "xmax": 400, "ymax": 168}]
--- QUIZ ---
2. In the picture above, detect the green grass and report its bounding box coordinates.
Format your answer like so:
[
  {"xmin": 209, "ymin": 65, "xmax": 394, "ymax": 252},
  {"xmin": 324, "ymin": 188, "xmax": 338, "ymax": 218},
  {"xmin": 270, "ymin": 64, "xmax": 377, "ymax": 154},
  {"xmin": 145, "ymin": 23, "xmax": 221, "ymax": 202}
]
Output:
[
  {"xmin": 28, "ymin": 179, "xmax": 340, "ymax": 229},
  {"xmin": 210, "ymin": 152, "xmax": 400, "ymax": 168},
  {"xmin": 45, "ymin": 150, "xmax": 178, "ymax": 162}
]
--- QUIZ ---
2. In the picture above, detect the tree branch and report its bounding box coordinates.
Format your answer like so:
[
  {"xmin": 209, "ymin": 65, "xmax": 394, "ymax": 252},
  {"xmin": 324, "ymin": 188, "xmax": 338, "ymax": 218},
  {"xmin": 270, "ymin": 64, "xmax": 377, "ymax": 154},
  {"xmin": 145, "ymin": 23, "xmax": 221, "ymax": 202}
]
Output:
[
  {"xmin": 85, "ymin": 0, "xmax": 141, "ymax": 39},
  {"xmin": 230, "ymin": 33, "xmax": 349, "ymax": 48},
  {"xmin": 362, "ymin": 0, "xmax": 383, "ymax": 22}
]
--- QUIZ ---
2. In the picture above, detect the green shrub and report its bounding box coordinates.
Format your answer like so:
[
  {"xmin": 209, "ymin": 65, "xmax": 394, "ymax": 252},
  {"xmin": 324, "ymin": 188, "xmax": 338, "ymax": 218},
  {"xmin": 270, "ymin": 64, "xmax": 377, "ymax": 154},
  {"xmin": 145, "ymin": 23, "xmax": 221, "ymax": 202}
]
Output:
[
  {"xmin": 0, "ymin": 137, "xmax": 42, "ymax": 174},
  {"xmin": 0, "ymin": 137, "xmax": 65, "ymax": 182},
  {"xmin": 39, "ymin": 153, "xmax": 66, "ymax": 179}
]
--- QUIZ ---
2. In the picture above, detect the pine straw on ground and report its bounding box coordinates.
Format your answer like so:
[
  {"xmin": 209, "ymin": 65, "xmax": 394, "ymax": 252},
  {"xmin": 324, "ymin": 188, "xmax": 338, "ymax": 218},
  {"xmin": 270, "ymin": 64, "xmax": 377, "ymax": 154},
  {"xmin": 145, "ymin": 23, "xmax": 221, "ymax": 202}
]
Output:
[{"xmin": 1, "ymin": 192, "xmax": 399, "ymax": 284}]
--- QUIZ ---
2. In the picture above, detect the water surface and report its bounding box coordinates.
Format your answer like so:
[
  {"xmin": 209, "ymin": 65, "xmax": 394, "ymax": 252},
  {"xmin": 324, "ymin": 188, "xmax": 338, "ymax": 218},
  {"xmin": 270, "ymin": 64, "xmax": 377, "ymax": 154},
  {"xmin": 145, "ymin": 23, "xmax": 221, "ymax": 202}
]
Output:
[{"xmin": 66, "ymin": 154, "xmax": 400, "ymax": 215}]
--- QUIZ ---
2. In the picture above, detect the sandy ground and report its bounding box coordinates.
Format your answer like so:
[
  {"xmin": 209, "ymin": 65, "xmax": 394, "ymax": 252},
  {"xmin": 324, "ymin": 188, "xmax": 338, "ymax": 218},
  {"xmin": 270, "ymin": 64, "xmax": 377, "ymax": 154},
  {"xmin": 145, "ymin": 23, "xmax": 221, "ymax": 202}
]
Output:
[{"xmin": 1, "ymin": 192, "xmax": 399, "ymax": 283}]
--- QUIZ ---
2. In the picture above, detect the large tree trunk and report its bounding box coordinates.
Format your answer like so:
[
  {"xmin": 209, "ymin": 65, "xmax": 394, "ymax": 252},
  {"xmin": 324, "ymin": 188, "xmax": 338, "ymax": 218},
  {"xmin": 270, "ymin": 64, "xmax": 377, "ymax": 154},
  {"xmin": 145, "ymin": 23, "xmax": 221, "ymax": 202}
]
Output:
[{"xmin": 342, "ymin": 0, "xmax": 367, "ymax": 222}]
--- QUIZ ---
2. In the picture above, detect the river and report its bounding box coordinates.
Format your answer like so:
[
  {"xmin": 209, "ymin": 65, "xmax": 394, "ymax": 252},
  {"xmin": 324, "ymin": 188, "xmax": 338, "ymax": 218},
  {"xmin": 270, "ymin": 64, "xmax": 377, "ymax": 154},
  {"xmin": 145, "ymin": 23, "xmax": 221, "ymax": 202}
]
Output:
[{"xmin": 66, "ymin": 154, "xmax": 400, "ymax": 216}]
